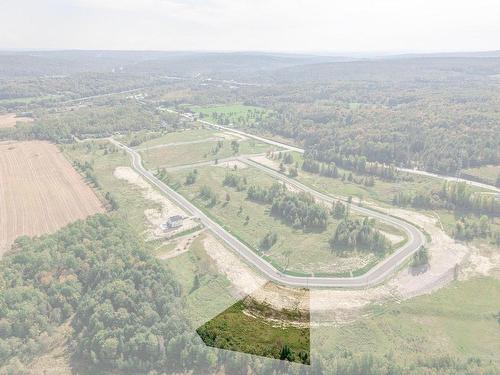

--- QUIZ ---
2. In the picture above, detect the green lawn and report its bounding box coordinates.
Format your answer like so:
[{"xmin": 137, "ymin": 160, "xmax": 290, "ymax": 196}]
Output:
[
  {"xmin": 313, "ymin": 277, "xmax": 500, "ymax": 363},
  {"xmin": 170, "ymin": 165, "xmax": 395, "ymax": 276}
]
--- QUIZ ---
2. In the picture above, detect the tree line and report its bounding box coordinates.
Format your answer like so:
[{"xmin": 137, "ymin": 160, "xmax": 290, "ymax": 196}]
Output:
[
  {"xmin": 0, "ymin": 215, "xmax": 216, "ymax": 374},
  {"xmin": 247, "ymin": 183, "xmax": 329, "ymax": 230},
  {"xmin": 329, "ymin": 217, "xmax": 390, "ymax": 255},
  {"xmin": 393, "ymin": 181, "xmax": 498, "ymax": 216}
]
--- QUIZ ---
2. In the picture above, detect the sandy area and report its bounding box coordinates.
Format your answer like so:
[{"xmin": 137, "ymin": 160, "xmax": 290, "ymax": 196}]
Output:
[
  {"xmin": 248, "ymin": 282, "xmax": 309, "ymax": 312},
  {"xmin": 113, "ymin": 166, "xmax": 197, "ymax": 240},
  {"xmin": 0, "ymin": 113, "xmax": 33, "ymax": 128},
  {"xmin": 0, "ymin": 141, "xmax": 104, "ymax": 256},
  {"xmin": 202, "ymin": 234, "xmax": 267, "ymax": 297}
]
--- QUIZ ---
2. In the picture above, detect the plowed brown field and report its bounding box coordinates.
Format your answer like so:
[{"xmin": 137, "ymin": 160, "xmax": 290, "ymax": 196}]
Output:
[{"xmin": 0, "ymin": 141, "xmax": 104, "ymax": 255}]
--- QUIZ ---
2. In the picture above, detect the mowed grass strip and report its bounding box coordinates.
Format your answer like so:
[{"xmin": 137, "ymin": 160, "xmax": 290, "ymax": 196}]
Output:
[{"xmin": 162, "ymin": 233, "xmax": 236, "ymax": 327}]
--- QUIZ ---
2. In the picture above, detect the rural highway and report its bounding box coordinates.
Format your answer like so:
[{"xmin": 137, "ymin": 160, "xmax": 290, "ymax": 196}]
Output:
[
  {"xmin": 168, "ymin": 108, "xmax": 500, "ymax": 193},
  {"xmin": 111, "ymin": 138, "xmax": 426, "ymax": 289}
]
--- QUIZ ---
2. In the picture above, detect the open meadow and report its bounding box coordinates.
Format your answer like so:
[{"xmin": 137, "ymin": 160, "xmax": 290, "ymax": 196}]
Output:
[
  {"xmin": 141, "ymin": 135, "xmax": 276, "ymax": 169},
  {"xmin": 170, "ymin": 164, "xmax": 402, "ymax": 276},
  {"xmin": 0, "ymin": 141, "xmax": 104, "ymax": 255}
]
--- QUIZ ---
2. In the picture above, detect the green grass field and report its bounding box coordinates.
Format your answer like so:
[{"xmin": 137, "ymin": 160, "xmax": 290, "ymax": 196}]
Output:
[
  {"xmin": 281, "ymin": 151, "xmax": 443, "ymax": 207},
  {"xmin": 463, "ymin": 165, "xmax": 500, "ymax": 184},
  {"xmin": 140, "ymin": 138, "xmax": 274, "ymax": 169},
  {"xmin": 162, "ymin": 233, "xmax": 236, "ymax": 327},
  {"xmin": 133, "ymin": 128, "xmax": 219, "ymax": 148},
  {"xmin": 196, "ymin": 298, "xmax": 310, "ymax": 364},
  {"xmin": 185, "ymin": 103, "xmax": 272, "ymax": 127},
  {"xmin": 313, "ymin": 277, "xmax": 500, "ymax": 363},
  {"xmin": 170, "ymin": 165, "xmax": 398, "ymax": 276},
  {"xmin": 61, "ymin": 141, "xmax": 162, "ymax": 238}
]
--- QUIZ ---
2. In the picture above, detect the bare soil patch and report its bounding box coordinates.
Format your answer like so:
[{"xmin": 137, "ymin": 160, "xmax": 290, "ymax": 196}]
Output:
[
  {"xmin": 202, "ymin": 234, "xmax": 267, "ymax": 297},
  {"xmin": 0, "ymin": 141, "xmax": 104, "ymax": 255},
  {"xmin": 0, "ymin": 113, "xmax": 33, "ymax": 128}
]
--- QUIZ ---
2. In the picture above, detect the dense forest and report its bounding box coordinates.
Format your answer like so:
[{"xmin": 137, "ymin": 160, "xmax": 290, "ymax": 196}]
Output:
[
  {"xmin": 174, "ymin": 57, "xmax": 500, "ymax": 175},
  {"xmin": 329, "ymin": 217, "xmax": 390, "ymax": 255},
  {"xmin": 0, "ymin": 102, "xmax": 184, "ymax": 143},
  {"xmin": 0, "ymin": 215, "xmax": 215, "ymax": 374},
  {"xmin": 247, "ymin": 183, "xmax": 329, "ymax": 230}
]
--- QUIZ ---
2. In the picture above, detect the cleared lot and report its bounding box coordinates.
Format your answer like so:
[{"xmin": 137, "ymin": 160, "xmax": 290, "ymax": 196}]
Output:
[{"xmin": 0, "ymin": 141, "xmax": 104, "ymax": 254}]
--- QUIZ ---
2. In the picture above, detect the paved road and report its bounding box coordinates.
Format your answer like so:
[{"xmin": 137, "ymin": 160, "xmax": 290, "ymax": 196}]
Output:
[
  {"xmin": 59, "ymin": 88, "xmax": 146, "ymax": 105},
  {"xmin": 168, "ymin": 109, "xmax": 500, "ymax": 193},
  {"xmin": 111, "ymin": 138, "xmax": 426, "ymax": 288},
  {"xmin": 398, "ymin": 168, "xmax": 500, "ymax": 193}
]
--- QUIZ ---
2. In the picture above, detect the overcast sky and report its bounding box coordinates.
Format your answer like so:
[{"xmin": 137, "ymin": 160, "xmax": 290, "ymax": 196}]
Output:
[{"xmin": 1, "ymin": 0, "xmax": 499, "ymax": 53}]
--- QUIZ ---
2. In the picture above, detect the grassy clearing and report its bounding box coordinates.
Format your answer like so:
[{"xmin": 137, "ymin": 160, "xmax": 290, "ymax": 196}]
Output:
[
  {"xmin": 196, "ymin": 298, "xmax": 310, "ymax": 364},
  {"xmin": 0, "ymin": 94, "xmax": 62, "ymax": 105},
  {"xmin": 133, "ymin": 128, "xmax": 219, "ymax": 148},
  {"xmin": 285, "ymin": 152, "xmax": 443, "ymax": 207},
  {"xmin": 61, "ymin": 141, "xmax": 161, "ymax": 237},
  {"xmin": 313, "ymin": 277, "xmax": 500, "ymax": 363},
  {"xmin": 141, "ymin": 138, "xmax": 274, "ymax": 169},
  {"xmin": 162, "ymin": 233, "xmax": 235, "ymax": 327},
  {"xmin": 170, "ymin": 165, "xmax": 394, "ymax": 276}
]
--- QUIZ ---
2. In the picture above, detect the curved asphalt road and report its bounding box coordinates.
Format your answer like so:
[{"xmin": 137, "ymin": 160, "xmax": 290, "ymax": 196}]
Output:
[{"xmin": 111, "ymin": 138, "xmax": 426, "ymax": 288}]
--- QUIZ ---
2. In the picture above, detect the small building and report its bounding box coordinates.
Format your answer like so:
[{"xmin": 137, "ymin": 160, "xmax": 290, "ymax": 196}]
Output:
[{"xmin": 165, "ymin": 215, "xmax": 183, "ymax": 229}]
